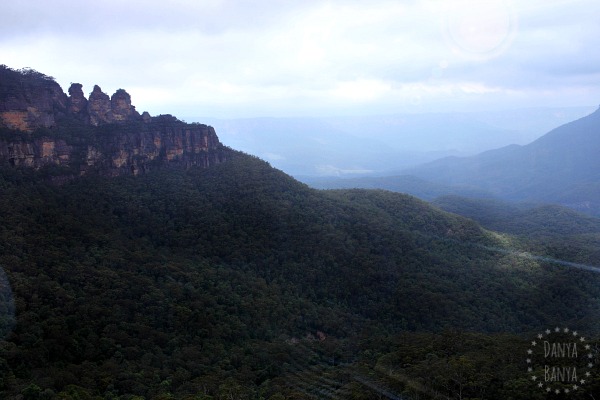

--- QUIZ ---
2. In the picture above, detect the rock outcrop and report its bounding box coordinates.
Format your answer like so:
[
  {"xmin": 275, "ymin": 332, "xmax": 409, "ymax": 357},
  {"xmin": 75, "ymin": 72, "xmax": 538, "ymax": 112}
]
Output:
[
  {"xmin": 67, "ymin": 83, "xmax": 88, "ymax": 115},
  {"xmin": 87, "ymin": 85, "xmax": 112, "ymax": 126},
  {"xmin": 110, "ymin": 88, "xmax": 139, "ymax": 123},
  {"xmin": 0, "ymin": 67, "xmax": 68, "ymax": 131},
  {"xmin": 0, "ymin": 65, "xmax": 231, "ymax": 179}
]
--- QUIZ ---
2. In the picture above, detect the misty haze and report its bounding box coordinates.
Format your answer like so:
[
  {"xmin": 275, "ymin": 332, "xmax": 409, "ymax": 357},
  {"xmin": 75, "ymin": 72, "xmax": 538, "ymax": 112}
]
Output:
[{"xmin": 1, "ymin": 0, "xmax": 600, "ymax": 399}]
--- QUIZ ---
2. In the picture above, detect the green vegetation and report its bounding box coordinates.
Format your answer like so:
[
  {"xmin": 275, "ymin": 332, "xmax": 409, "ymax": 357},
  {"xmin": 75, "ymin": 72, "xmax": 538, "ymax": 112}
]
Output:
[
  {"xmin": 433, "ymin": 195, "xmax": 600, "ymax": 270},
  {"xmin": 1, "ymin": 153, "xmax": 600, "ymax": 399},
  {"xmin": 0, "ymin": 65, "xmax": 56, "ymax": 102},
  {"xmin": 432, "ymin": 195, "xmax": 600, "ymax": 236}
]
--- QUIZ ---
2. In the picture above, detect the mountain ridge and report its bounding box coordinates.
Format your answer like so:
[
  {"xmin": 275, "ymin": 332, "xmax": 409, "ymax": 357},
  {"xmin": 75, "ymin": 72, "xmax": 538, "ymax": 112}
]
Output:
[
  {"xmin": 0, "ymin": 65, "xmax": 232, "ymax": 180},
  {"xmin": 405, "ymin": 107, "xmax": 600, "ymax": 202},
  {"xmin": 309, "ymin": 107, "xmax": 600, "ymax": 216},
  {"xmin": 197, "ymin": 106, "xmax": 595, "ymax": 177}
]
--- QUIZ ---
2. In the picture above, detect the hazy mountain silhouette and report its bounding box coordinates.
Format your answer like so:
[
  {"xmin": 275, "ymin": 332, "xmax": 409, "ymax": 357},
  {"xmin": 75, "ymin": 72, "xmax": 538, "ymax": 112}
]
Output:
[
  {"xmin": 404, "ymin": 107, "xmax": 600, "ymax": 214},
  {"xmin": 195, "ymin": 107, "xmax": 594, "ymax": 177},
  {"xmin": 309, "ymin": 107, "xmax": 600, "ymax": 216}
]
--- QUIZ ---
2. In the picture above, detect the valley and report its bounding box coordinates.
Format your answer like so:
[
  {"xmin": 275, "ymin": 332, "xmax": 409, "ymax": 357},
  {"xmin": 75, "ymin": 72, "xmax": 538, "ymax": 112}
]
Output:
[{"xmin": 1, "ymin": 66, "xmax": 599, "ymax": 399}]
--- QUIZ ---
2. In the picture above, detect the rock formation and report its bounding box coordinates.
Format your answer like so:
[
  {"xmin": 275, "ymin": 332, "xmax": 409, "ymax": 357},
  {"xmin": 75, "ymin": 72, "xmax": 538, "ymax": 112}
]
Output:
[
  {"xmin": 0, "ymin": 67, "xmax": 67, "ymax": 131},
  {"xmin": 110, "ymin": 88, "xmax": 139, "ymax": 123},
  {"xmin": 67, "ymin": 83, "xmax": 87, "ymax": 115},
  {"xmin": 0, "ymin": 65, "xmax": 232, "ymax": 179},
  {"xmin": 87, "ymin": 85, "xmax": 112, "ymax": 126}
]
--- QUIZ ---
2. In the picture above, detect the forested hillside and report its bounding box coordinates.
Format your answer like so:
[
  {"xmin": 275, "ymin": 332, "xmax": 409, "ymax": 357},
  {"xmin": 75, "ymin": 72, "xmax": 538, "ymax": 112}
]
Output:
[
  {"xmin": 1, "ymin": 153, "xmax": 600, "ymax": 399},
  {"xmin": 432, "ymin": 195, "xmax": 600, "ymax": 273}
]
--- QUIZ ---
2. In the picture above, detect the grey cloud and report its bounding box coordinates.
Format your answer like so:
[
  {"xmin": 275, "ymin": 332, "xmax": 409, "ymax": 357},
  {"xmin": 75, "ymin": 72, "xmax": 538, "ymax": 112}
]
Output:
[
  {"xmin": 1, "ymin": 0, "xmax": 600, "ymax": 117},
  {"xmin": 0, "ymin": 0, "xmax": 311, "ymax": 38}
]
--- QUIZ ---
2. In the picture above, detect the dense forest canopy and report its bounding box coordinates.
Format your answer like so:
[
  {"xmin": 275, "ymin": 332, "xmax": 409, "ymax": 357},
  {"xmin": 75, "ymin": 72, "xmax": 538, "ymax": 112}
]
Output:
[
  {"xmin": 0, "ymin": 153, "xmax": 599, "ymax": 399},
  {"xmin": 1, "ymin": 62, "xmax": 599, "ymax": 399}
]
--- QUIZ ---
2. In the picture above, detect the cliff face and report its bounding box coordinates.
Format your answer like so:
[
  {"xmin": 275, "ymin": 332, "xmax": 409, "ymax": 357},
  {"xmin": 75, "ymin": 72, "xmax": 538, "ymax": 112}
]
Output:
[
  {"xmin": 0, "ymin": 68, "xmax": 68, "ymax": 131},
  {"xmin": 0, "ymin": 65, "xmax": 231, "ymax": 179}
]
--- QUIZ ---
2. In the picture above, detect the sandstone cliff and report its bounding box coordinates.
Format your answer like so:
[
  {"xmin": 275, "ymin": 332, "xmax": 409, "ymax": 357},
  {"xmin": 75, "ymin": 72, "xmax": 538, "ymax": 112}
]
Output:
[
  {"xmin": 0, "ymin": 65, "xmax": 231, "ymax": 179},
  {"xmin": 0, "ymin": 67, "xmax": 67, "ymax": 131}
]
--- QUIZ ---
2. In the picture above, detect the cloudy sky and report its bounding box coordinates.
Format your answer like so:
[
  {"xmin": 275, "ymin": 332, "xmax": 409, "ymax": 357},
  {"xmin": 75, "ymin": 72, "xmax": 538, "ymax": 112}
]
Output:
[{"xmin": 1, "ymin": 0, "xmax": 599, "ymax": 118}]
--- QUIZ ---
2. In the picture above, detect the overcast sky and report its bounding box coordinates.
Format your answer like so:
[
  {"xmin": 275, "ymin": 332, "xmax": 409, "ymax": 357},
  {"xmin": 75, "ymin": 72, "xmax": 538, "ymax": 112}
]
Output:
[{"xmin": 1, "ymin": 0, "xmax": 599, "ymax": 118}]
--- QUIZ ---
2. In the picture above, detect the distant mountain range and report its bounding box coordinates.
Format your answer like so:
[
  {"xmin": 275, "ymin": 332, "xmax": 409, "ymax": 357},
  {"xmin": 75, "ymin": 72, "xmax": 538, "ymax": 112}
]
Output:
[
  {"xmin": 406, "ymin": 107, "xmax": 600, "ymax": 214},
  {"xmin": 195, "ymin": 107, "xmax": 594, "ymax": 177},
  {"xmin": 192, "ymin": 116, "xmax": 467, "ymax": 177},
  {"xmin": 309, "ymin": 107, "xmax": 600, "ymax": 216}
]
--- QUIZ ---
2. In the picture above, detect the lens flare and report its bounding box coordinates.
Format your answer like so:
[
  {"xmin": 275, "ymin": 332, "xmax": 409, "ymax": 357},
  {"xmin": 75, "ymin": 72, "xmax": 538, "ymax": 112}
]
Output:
[{"xmin": 443, "ymin": 0, "xmax": 517, "ymax": 59}]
